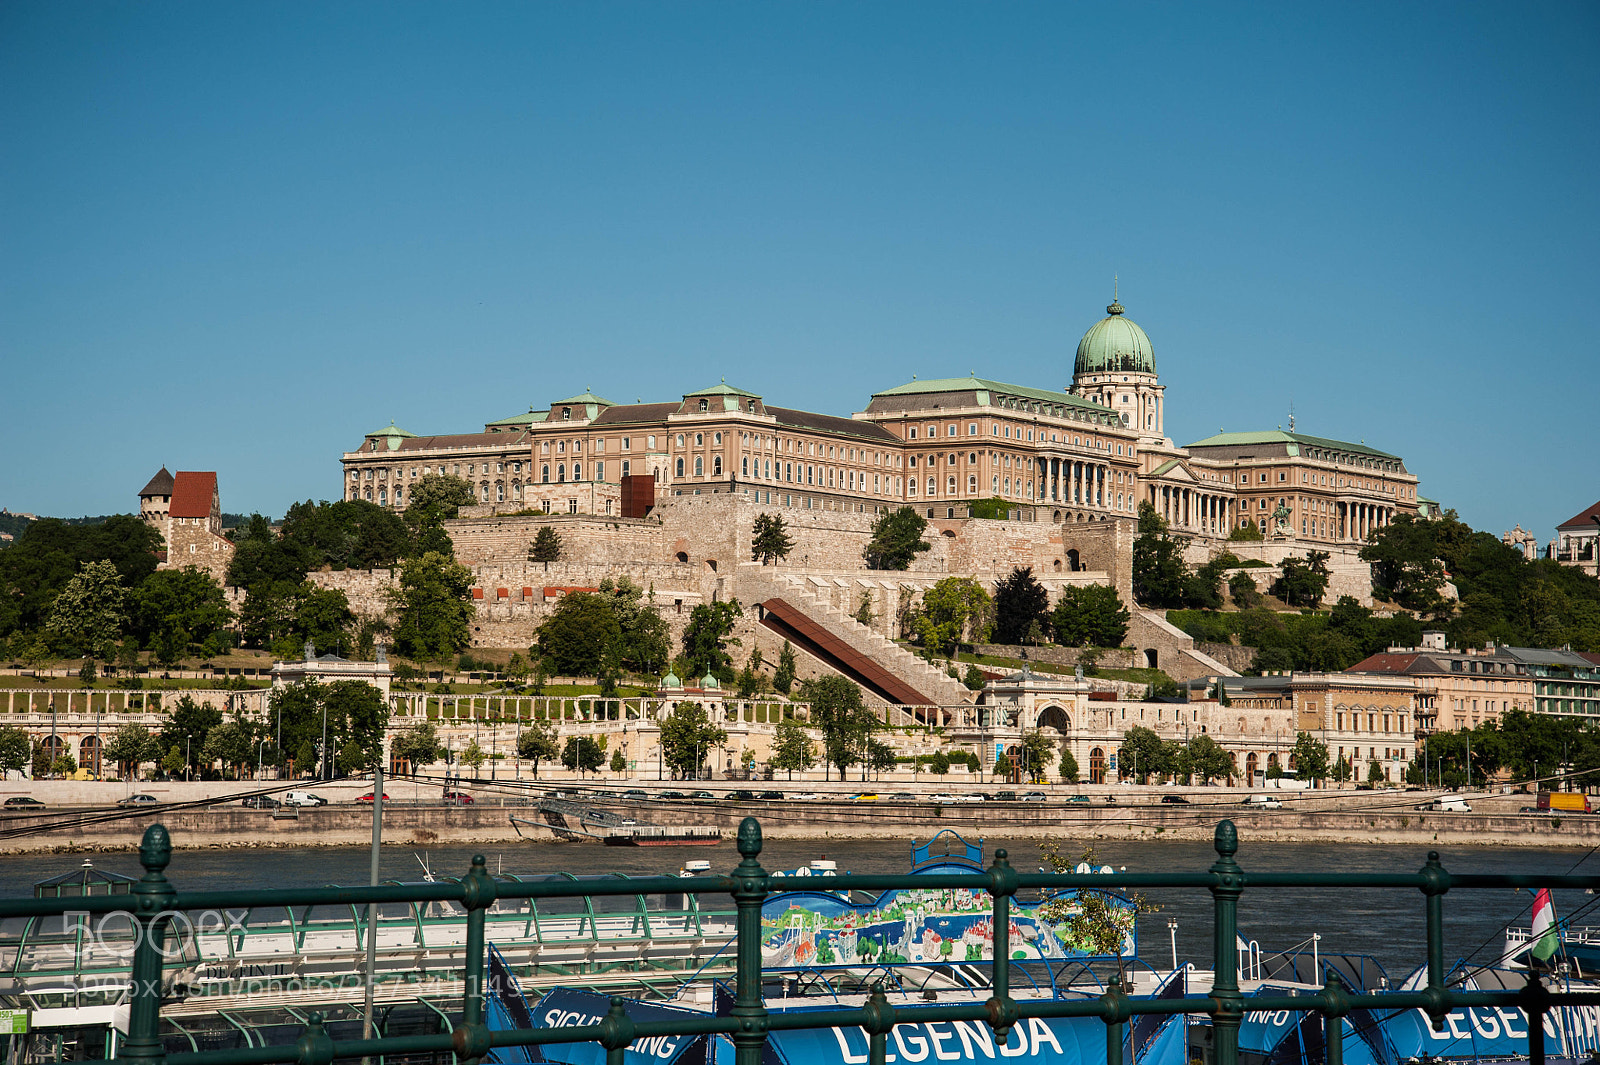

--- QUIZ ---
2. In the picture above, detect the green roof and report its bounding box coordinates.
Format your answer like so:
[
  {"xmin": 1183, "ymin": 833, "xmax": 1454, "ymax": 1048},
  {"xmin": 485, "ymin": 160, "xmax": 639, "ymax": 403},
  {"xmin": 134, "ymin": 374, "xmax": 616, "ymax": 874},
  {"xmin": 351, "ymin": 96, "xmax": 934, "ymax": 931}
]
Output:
[
  {"xmin": 364, "ymin": 421, "xmax": 416, "ymax": 439},
  {"xmin": 684, "ymin": 382, "xmax": 761, "ymax": 399},
  {"xmin": 1183, "ymin": 429, "xmax": 1402, "ymax": 462},
  {"xmin": 552, "ymin": 389, "xmax": 615, "ymax": 407},
  {"xmin": 872, "ymin": 376, "xmax": 1105, "ymax": 414},
  {"xmin": 486, "ymin": 408, "xmax": 550, "ymax": 426}
]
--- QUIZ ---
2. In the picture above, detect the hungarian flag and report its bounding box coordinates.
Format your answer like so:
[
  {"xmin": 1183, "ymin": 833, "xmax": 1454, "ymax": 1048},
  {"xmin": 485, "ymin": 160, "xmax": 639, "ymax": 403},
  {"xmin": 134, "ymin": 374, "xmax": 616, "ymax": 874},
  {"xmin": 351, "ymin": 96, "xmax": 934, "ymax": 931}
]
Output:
[{"xmin": 1531, "ymin": 889, "xmax": 1559, "ymax": 962}]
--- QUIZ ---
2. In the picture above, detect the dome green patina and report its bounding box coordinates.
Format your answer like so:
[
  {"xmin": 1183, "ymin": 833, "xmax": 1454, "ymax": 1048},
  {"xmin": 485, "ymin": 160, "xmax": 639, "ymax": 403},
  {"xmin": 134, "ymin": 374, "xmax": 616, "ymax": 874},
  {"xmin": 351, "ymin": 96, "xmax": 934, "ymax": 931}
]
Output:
[{"xmin": 1074, "ymin": 298, "xmax": 1155, "ymax": 376}]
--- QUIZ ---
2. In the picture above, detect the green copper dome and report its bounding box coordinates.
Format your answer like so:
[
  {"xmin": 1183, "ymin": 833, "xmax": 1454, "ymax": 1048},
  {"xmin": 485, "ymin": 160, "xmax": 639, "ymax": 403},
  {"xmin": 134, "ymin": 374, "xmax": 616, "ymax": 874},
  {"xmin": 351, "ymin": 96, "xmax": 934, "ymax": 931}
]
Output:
[{"xmin": 1074, "ymin": 298, "xmax": 1156, "ymax": 376}]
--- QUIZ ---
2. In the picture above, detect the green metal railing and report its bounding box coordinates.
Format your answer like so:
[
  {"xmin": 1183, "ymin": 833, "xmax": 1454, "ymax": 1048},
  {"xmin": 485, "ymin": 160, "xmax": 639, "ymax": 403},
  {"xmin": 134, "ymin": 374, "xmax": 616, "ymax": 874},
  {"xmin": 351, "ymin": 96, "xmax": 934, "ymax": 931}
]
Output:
[{"xmin": 3, "ymin": 817, "xmax": 1599, "ymax": 1065}]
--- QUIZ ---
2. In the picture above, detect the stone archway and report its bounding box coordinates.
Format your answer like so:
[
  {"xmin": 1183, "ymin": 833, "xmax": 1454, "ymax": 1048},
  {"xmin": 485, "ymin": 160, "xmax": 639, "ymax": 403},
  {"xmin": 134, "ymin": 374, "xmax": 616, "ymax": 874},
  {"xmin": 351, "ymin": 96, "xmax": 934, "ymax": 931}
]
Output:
[{"xmin": 1037, "ymin": 705, "xmax": 1071, "ymax": 734}]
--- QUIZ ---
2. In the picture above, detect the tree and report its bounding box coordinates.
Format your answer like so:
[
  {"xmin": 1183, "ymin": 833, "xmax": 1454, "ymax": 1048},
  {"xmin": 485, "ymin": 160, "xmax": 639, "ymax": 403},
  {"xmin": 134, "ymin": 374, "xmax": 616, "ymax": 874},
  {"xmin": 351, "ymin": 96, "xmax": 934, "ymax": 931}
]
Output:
[
  {"xmin": 529, "ymin": 527, "xmax": 564, "ymax": 570},
  {"xmin": 161, "ymin": 745, "xmax": 185, "ymax": 778},
  {"xmin": 391, "ymin": 721, "xmax": 445, "ymax": 771},
  {"xmin": 1331, "ymin": 755, "xmax": 1353, "ymax": 784},
  {"xmin": 537, "ymin": 593, "xmax": 623, "ymax": 676},
  {"xmin": 1227, "ymin": 523, "xmax": 1264, "ymax": 542},
  {"xmin": 44, "ymin": 559, "xmax": 128, "ymax": 657},
  {"xmin": 1360, "ymin": 513, "xmax": 1449, "ymax": 612},
  {"xmin": 1228, "ymin": 572, "xmax": 1260, "ymax": 609},
  {"xmin": 1291, "ymin": 732, "xmax": 1330, "ymax": 784},
  {"xmin": 609, "ymin": 747, "xmax": 627, "ymax": 774},
  {"xmin": 389, "ymin": 552, "xmax": 474, "ymax": 661},
  {"xmin": 736, "ymin": 647, "xmax": 768, "ymax": 698},
  {"xmin": 321, "ymin": 681, "xmax": 390, "ymax": 773},
  {"xmin": 561, "ymin": 736, "xmax": 606, "ymax": 776},
  {"xmin": 596, "ymin": 577, "xmax": 671, "ymax": 674},
  {"xmin": 800, "ymin": 676, "xmax": 876, "ymax": 779},
  {"xmin": 680, "ymin": 600, "xmax": 743, "ymax": 681},
  {"xmin": 659, "ymin": 702, "xmax": 727, "ymax": 778},
  {"xmin": 1366, "ymin": 758, "xmax": 1385, "ymax": 785},
  {"xmin": 963, "ymin": 664, "xmax": 987, "ymax": 691},
  {"xmin": 992, "ymin": 751, "xmax": 1013, "ymax": 778},
  {"xmin": 1185, "ymin": 735, "xmax": 1235, "ymax": 784},
  {"xmin": 460, "ymin": 739, "xmax": 488, "ymax": 773},
  {"xmin": 0, "ymin": 727, "xmax": 32, "ymax": 778},
  {"xmin": 1274, "ymin": 553, "xmax": 1331, "ymax": 609},
  {"xmin": 1118, "ymin": 726, "xmax": 1166, "ymax": 784},
  {"xmin": 915, "ymin": 577, "xmax": 992, "ymax": 656},
  {"xmin": 403, "ymin": 475, "xmax": 476, "ymax": 557},
  {"xmin": 772, "ymin": 641, "xmax": 797, "ymax": 694},
  {"xmin": 160, "ymin": 695, "xmax": 224, "ymax": 778},
  {"xmin": 1059, "ymin": 747, "xmax": 1080, "ymax": 784},
  {"xmin": 1052, "ymin": 585, "xmax": 1130, "ymax": 648},
  {"xmin": 130, "ymin": 567, "xmax": 234, "ymax": 659},
  {"xmin": 79, "ymin": 659, "xmax": 97, "ymax": 686},
  {"xmin": 1021, "ymin": 731, "xmax": 1056, "ymax": 783},
  {"xmin": 853, "ymin": 590, "xmax": 874, "ymax": 626},
  {"xmin": 769, "ymin": 720, "xmax": 817, "ymax": 778},
  {"xmin": 864, "ymin": 507, "xmax": 931, "ymax": 571},
  {"xmin": 751, "ymin": 513, "xmax": 795, "ymax": 565},
  {"xmin": 516, "ymin": 717, "xmax": 560, "ymax": 777},
  {"xmin": 201, "ymin": 719, "xmax": 259, "ymax": 778},
  {"xmin": 993, "ymin": 567, "xmax": 1049, "ymax": 645},
  {"xmin": 1132, "ymin": 503, "xmax": 1189, "ymax": 608}
]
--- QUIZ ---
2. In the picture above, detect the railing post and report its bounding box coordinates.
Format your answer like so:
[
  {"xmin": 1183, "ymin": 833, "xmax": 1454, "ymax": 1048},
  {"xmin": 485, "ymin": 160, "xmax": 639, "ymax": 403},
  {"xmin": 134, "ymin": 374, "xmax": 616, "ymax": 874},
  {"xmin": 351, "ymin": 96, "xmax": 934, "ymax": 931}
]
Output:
[
  {"xmin": 985, "ymin": 848, "xmax": 1019, "ymax": 1042},
  {"xmin": 1209, "ymin": 821, "xmax": 1244, "ymax": 1065},
  {"xmin": 1418, "ymin": 850, "xmax": 1452, "ymax": 1021},
  {"xmin": 120, "ymin": 825, "xmax": 177, "ymax": 1065},
  {"xmin": 730, "ymin": 817, "xmax": 770, "ymax": 1065},
  {"xmin": 597, "ymin": 998, "xmax": 635, "ymax": 1065},
  {"xmin": 1321, "ymin": 970, "xmax": 1349, "ymax": 1065},
  {"xmin": 1524, "ymin": 971, "xmax": 1550, "ymax": 1065},
  {"xmin": 456, "ymin": 854, "xmax": 497, "ymax": 1065},
  {"xmin": 1101, "ymin": 979, "xmax": 1131, "ymax": 1065}
]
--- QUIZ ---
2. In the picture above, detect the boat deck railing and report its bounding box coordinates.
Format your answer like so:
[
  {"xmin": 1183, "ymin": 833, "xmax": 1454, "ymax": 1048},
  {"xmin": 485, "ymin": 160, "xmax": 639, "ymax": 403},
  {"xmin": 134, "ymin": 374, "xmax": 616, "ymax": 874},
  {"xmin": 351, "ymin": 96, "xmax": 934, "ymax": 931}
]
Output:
[{"xmin": 2, "ymin": 817, "xmax": 1599, "ymax": 1065}]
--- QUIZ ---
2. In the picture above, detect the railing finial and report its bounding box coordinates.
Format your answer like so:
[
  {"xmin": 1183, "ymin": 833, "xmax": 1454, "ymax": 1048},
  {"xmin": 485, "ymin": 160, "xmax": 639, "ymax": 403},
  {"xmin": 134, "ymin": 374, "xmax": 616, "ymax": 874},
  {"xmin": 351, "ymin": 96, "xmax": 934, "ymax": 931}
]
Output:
[
  {"xmin": 737, "ymin": 816, "xmax": 763, "ymax": 859},
  {"xmin": 1214, "ymin": 819, "xmax": 1238, "ymax": 859},
  {"xmin": 139, "ymin": 824, "xmax": 171, "ymax": 876}
]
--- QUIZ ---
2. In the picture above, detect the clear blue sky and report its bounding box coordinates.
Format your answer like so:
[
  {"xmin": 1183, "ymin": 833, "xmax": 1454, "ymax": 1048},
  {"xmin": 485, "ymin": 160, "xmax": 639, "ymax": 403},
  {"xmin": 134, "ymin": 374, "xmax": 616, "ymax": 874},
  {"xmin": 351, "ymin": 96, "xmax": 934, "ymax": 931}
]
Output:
[{"xmin": 3, "ymin": 3, "xmax": 1596, "ymax": 541}]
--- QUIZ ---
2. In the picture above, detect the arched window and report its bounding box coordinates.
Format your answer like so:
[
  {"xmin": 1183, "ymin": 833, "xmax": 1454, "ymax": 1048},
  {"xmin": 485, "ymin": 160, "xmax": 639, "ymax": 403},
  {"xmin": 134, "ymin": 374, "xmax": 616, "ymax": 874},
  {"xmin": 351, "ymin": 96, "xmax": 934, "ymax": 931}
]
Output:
[
  {"xmin": 926, "ymin": 477, "xmax": 936, "ymax": 496},
  {"xmin": 573, "ymin": 463, "xmax": 582, "ymax": 480},
  {"xmin": 1089, "ymin": 747, "xmax": 1106, "ymax": 784},
  {"xmin": 557, "ymin": 464, "xmax": 566, "ymax": 482},
  {"xmin": 967, "ymin": 474, "xmax": 977, "ymax": 493},
  {"xmin": 713, "ymin": 455, "xmax": 722, "ymax": 475},
  {"xmin": 1246, "ymin": 753, "xmax": 1258, "ymax": 780},
  {"xmin": 79, "ymin": 735, "xmax": 103, "ymax": 777},
  {"xmin": 675, "ymin": 458, "xmax": 685, "ymax": 477},
  {"xmin": 947, "ymin": 476, "xmax": 956, "ymax": 494},
  {"xmin": 378, "ymin": 488, "xmax": 387, "ymax": 505},
  {"xmin": 541, "ymin": 465, "xmax": 549, "ymax": 483},
  {"xmin": 694, "ymin": 456, "xmax": 703, "ymax": 477},
  {"xmin": 741, "ymin": 457, "xmax": 749, "ymax": 476},
  {"xmin": 495, "ymin": 483, "xmax": 504, "ymax": 502}
]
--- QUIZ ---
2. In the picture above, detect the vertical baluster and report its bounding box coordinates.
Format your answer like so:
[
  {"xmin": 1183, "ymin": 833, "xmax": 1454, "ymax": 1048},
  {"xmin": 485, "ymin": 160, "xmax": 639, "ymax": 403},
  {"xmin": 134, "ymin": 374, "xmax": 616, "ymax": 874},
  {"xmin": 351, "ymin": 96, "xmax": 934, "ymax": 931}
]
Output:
[
  {"xmin": 121, "ymin": 826, "xmax": 176, "ymax": 1065},
  {"xmin": 598, "ymin": 999, "xmax": 634, "ymax": 1065},
  {"xmin": 459, "ymin": 854, "xmax": 496, "ymax": 1065},
  {"xmin": 1209, "ymin": 822, "xmax": 1244, "ymax": 1065},
  {"xmin": 1322, "ymin": 971, "xmax": 1348, "ymax": 1065},
  {"xmin": 1525, "ymin": 971, "xmax": 1549, "ymax": 1065},
  {"xmin": 1419, "ymin": 851, "xmax": 1451, "ymax": 1024},
  {"xmin": 986, "ymin": 848, "xmax": 1019, "ymax": 1042},
  {"xmin": 730, "ymin": 818, "xmax": 770, "ymax": 1065}
]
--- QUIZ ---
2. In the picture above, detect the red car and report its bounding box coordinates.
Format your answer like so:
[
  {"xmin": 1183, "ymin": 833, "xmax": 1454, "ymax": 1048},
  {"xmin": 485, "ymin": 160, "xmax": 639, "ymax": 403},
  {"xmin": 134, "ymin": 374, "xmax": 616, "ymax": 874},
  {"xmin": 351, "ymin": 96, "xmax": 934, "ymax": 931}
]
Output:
[
  {"xmin": 442, "ymin": 791, "xmax": 474, "ymax": 805},
  {"xmin": 357, "ymin": 793, "xmax": 389, "ymax": 803}
]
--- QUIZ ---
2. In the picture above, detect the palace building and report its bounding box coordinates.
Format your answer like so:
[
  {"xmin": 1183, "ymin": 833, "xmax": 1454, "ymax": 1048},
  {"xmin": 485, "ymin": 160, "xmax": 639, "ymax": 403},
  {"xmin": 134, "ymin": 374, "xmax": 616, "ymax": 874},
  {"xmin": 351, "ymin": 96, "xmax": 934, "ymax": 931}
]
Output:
[{"xmin": 340, "ymin": 295, "xmax": 1422, "ymax": 546}]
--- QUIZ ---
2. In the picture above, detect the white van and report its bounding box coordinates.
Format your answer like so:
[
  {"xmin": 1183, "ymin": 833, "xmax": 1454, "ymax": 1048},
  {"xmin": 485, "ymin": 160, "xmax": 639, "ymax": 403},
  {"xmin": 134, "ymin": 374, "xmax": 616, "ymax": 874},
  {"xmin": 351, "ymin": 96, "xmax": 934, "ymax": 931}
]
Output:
[
  {"xmin": 1430, "ymin": 797, "xmax": 1471, "ymax": 813},
  {"xmin": 283, "ymin": 791, "xmax": 328, "ymax": 807},
  {"xmin": 1241, "ymin": 794, "xmax": 1283, "ymax": 809}
]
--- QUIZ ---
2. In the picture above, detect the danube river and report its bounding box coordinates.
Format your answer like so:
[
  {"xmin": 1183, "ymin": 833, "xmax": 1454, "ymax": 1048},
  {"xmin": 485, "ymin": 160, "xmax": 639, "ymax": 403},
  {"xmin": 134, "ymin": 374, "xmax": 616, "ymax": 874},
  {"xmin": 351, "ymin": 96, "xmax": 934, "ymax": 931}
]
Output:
[{"xmin": 6, "ymin": 837, "xmax": 1591, "ymax": 980}]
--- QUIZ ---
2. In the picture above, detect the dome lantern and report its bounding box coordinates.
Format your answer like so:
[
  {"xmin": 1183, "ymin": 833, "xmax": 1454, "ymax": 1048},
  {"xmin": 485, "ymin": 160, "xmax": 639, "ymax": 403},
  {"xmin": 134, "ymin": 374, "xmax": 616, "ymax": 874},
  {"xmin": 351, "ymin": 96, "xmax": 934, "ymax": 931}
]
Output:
[{"xmin": 1073, "ymin": 293, "xmax": 1155, "ymax": 377}]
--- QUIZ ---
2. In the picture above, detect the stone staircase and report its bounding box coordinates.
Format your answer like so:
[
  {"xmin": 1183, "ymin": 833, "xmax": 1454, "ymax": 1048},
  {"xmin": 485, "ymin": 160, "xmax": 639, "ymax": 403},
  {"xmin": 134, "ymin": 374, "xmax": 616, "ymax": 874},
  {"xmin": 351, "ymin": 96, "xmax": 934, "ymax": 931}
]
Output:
[{"xmin": 734, "ymin": 567, "xmax": 976, "ymax": 706}]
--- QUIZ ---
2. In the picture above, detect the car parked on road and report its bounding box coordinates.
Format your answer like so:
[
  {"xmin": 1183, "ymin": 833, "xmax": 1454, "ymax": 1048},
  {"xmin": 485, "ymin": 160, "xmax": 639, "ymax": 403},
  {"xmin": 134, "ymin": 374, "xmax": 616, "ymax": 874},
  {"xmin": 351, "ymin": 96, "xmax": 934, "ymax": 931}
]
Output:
[
  {"xmin": 1065, "ymin": 794, "xmax": 1091, "ymax": 804},
  {"xmin": 727, "ymin": 790, "xmax": 759, "ymax": 801},
  {"xmin": 622, "ymin": 790, "xmax": 648, "ymax": 801},
  {"xmin": 852, "ymin": 793, "xmax": 879, "ymax": 802},
  {"xmin": 992, "ymin": 791, "xmax": 1019, "ymax": 802},
  {"xmin": 758, "ymin": 791, "xmax": 785, "ymax": 801},
  {"xmin": 928, "ymin": 793, "xmax": 958, "ymax": 804},
  {"xmin": 789, "ymin": 792, "xmax": 820, "ymax": 801},
  {"xmin": 442, "ymin": 791, "xmax": 474, "ymax": 805},
  {"xmin": 357, "ymin": 793, "xmax": 389, "ymax": 804},
  {"xmin": 3, "ymin": 797, "xmax": 45, "ymax": 808},
  {"xmin": 118, "ymin": 794, "xmax": 159, "ymax": 806},
  {"xmin": 1019, "ymin": 792, "xmax": 1047, "ymax": 802},
  {"xmin": 240, "ymin": 795, "xmax": 280, "ymax": 808},
  {"xmin": 284, "ymin": 791, "xmax": 327, "ymax": 807},
  {"xmin": 1161, "ymin": 795, "xmax": 1191, "ymax": 805},
  {"xmin": 656, "ymin": 791, "xmax": 685, "ymax": 800},
  {"xmin": 688, "ymin": 791, "xmax": 716, "ymax": 800}
]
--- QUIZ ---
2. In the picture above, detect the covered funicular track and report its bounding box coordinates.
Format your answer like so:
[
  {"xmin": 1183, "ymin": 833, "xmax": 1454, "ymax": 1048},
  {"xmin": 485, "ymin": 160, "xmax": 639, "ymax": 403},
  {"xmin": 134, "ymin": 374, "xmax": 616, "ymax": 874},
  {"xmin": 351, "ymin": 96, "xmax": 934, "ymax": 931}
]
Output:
[{"xmin": 0, "ymin": 869, "xmax": 735, "ymax": 1019}]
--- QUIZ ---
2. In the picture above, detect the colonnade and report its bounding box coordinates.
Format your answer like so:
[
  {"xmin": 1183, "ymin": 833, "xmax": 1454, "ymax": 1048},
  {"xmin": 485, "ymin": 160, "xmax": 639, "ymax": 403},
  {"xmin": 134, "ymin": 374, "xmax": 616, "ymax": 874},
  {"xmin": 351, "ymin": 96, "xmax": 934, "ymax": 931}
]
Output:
[
  {"xmin": 1150, "ymin": 484, "xmax": 1232, "ymax": 536},
  {"xmin": 1338, "ymin": 501, "xmax": 1393, "ymax": 542},
  {"xmin": 1037, "ymin": 457, "xmax": 1110, "ymax": 509}
]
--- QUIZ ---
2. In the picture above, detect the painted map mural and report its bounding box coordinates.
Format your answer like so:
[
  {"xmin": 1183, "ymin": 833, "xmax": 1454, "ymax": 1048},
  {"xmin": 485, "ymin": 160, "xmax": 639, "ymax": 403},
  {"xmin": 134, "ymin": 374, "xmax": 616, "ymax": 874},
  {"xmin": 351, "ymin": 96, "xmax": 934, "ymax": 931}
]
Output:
[{"xmin": 759, "ymin": 883, "xmax": 1136, "ymax": 968}]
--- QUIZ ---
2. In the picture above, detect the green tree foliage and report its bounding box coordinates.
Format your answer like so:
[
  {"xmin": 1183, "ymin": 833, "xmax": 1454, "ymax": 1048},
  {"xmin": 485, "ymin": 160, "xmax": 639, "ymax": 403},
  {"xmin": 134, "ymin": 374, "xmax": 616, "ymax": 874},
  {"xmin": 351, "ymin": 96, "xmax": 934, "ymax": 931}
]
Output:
[
  {"xmin": 993, "ymin": 567, "xmax": 1049, "ymax": 645},
  {"xmin": 321, "ymin": 680, "xmax": 391, "ymax": 772},
  {"xmin": 914, "ymin": 577, "xmax": 992, "ymax": 656},
  {"xmin": 1051, "ymin": 585, "xmax": 1130, "ymax": 647},
  {"xmin": 867, "ymin": 739, "xmax": 898, "ymax": 773},
  {"xmin": 864, "ymin": 507, "xmax": 931, "ymax": 571},
  {"xmin": 772, "ymin": 641, "xmax": 797, "ymax": 694},
  {"xmin": 404, "ymin": 475, "xmax": 476, "ymax": 557},
  {"xmin": 1228, "ymin": 571, "xmax": 1260, "ymax": 609},
  {"xmin": 537, "ymin": 592, "xmax": 622, "ymax": 676},
  {"xmin": 1366, "ymin": 759, "xmax": 1385, "ymax": 785},
  {"xmin": 1020, "ymin": 731, "xmax": 1056, "ymax": 783},
  {"xmin": 389, "ymin": 552, "xmax": 474, "ymax": 661},
  {"xmin": 1291, "ymin": 731, "xmax": 1330, "ymax": 783},
  {"xmin": 1273, "ymin": 551, "xmax": 1332, "ymax": 608},
  {"xmin": 1331, "ymin": 754, "xmax": 1353, "ymax": 784},
  {"xmin": 1227, "ymin": 523, "xmax": 1264, "ymax": 542},
  {"xmin": 1171, "ymin": 598, "xmax": 1424, "ymax": 675},
  {"xmin": 391, "ymin": 721, "xmax": 445, "ymax": 770},
  {"xmin": 238, "ymin": 580, "xmax": 356, "ymax": 654},
  {"xmin": 201, "ymin": 718, "xmax": 259, "ymax": 777},
  {"xmin": 609, "ymin": 747, "xmax": 627, "ymax": 773},
  {"xmin": 1059, "ymin": 747, "xmax": 1080, "ymax": 783},
  {"xmin": 130, "ymin": 566, "xmax": 234, "ymax": 659},
  {"xmin": 963, "ymin": 663, "xmax": 987, "ymax": 690},
  {"xmin": 516, "ymin": 717, "xmax": 560, "ymax": 776},
  {"xmin": 751, "ymin": 513, "xmax": 795, "ymax": 565},
  {"xmin": 680, "ymin": 600, "xmax": 743, "ymax": 681},
  {"xmin": 1185, "ymin": 735, "xmax": 1235, "ymax": 784},
  {"xmin": 0, "ymin": 727, "xmax": 32, "ymax": 778},
  {"xmin": 1361, "ymin": 513, "xmax": 1450, "ymax": 613},
  {"xmin": 992, "ymin": 750, "xmax": 1013, "ymax": 778},
  {"xmin": 659, "ymin": 701, "xmax": 727, "ymax": 778},
  {"xmin": 853, "ymin": 590, "xmax": 874, "ymax": 626},
  {"xmin": 529, "ymin": 526, "xmax": 563, "ymax": 568},
  {"xmin": 1118, "ymin": 726, "xmax": 1166, "ymax": 783},
  {"xmin": 0, "ymin": 515, "xmax": 163, "ymax": 639},
  {"xmin": 277, "ymin": 499, "xmax": 413, "ymax": 572},
  {"xmin": 595, "ymin": 577, "xmax": 671, "ymax": 674},
  {"xmin": 460, "ymin": 739, "xmax": 488, "ymax": 772},
  {"xmin": 799, "ymin": 676, "xmax": 876, "ymax": 778},
  {"xmin": 965, "ymin": 497, "xmax": 1016, "ymax": 520},
  {"xmin": 44, "ymin": 559, "xmax": 129, "ymax": 657},
  {"xmin": 736, "ymin": 647, "xmax": 768, "ymax": 698},
  {"xmin": 1132, "ymin": 503, "xmax": 1189, "ymax": 608},
  {"xmin": 160, "ymin": 695, "xmax": 224, "ymax": 777},
  {"xmin": 266, "ymin": 678, "xmax": 387, "ymax": 779},
  {"xmin": 769, "ymin": 719, "xmax": 817, "ymax": 778}
]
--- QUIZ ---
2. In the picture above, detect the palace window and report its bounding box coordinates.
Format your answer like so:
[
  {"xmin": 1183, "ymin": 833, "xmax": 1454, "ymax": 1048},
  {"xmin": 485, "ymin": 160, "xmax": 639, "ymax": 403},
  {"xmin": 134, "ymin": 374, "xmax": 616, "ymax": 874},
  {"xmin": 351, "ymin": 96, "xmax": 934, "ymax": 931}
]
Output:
[
  {"xmin": 557, "ymin": 464, "xmax": 566, "ymax": 482},
  {"xmin": 695, "ymin": 433, "xmax": 703, "ymax": 446},
  {"xmin": 713, "ymin": 455, "xmax": 722, "ymax": 475},
  {"xmin": 541, "ymin": 465, "xmax": 550, "ymax": 483},
  {"xmin": 595, "ymin": 462, "xmax": 603, "ymax": 480},
  {"xmin": 676, "ymin": 458, "xmax": 685, "ymax": 477}
]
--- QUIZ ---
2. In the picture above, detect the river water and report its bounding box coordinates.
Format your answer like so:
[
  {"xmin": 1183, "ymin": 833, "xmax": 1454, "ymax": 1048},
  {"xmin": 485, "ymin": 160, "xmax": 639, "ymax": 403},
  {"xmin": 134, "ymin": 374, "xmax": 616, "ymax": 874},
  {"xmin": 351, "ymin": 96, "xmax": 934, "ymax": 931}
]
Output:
[{"xmin": 7, "ymin": 837, "xmax": 1594, "ymax": 981}]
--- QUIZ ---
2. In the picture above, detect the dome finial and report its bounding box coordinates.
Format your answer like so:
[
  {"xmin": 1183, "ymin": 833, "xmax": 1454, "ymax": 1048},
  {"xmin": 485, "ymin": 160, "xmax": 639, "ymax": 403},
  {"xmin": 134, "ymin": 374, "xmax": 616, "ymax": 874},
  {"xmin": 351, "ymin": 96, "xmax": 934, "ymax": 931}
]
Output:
[{"xmin": 1107, "ymin": 274, "xmax": 1124, "ymax": 316}]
